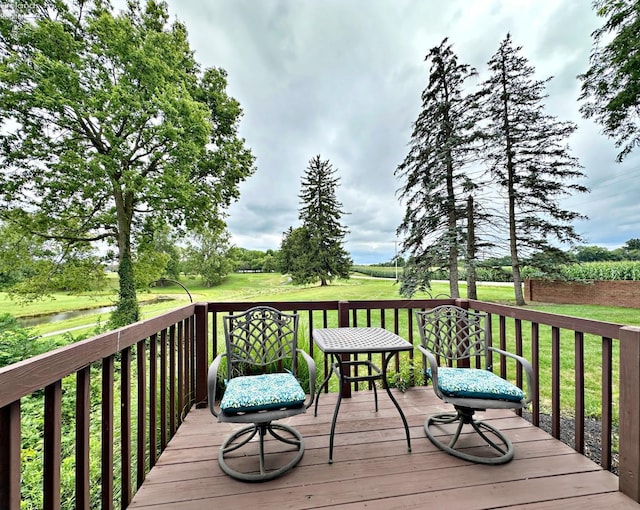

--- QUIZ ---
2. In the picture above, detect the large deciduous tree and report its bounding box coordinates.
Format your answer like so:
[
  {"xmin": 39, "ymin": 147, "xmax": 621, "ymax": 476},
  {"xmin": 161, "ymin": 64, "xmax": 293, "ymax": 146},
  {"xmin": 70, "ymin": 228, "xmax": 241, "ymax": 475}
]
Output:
[
  {"xmin": 395, "ymin": 39, "xmax": 480, "ymax": 298},
  {"xmin": 0, "ymin": 0, "xmax": 254, "ymax": 326},
  {"xmin": 183, "ymin": 225, "xmax": 232, "ymax": 287},
  {"xmin": 478, "ymin": 34, "xmax": 588, "ymax": 305},
  {"xmin": 281, "ymin": 156, "xmax": 351, "ymax": 286},
  {"xmin": 579, "ymin": 0, "xmax": 640, "ymax": 162}
]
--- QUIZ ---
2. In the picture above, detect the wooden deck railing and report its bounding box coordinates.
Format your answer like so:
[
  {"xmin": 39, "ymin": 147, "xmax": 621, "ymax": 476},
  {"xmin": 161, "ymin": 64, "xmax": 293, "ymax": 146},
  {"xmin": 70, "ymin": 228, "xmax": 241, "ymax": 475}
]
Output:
[{"xmin": 1, "ymin": 297, "xmax": 640, "ymax": 508}]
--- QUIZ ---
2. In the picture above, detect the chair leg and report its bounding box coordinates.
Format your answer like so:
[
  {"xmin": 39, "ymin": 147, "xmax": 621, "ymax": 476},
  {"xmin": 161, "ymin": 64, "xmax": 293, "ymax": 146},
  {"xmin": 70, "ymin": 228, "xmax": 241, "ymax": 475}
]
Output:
[
  {"xmin": 424, "ymin": 408, "xmax": 514, "ymax": 465},
  {"xmin": 218, "ymin": 423, "xmax": 305, "ymax": 482}
]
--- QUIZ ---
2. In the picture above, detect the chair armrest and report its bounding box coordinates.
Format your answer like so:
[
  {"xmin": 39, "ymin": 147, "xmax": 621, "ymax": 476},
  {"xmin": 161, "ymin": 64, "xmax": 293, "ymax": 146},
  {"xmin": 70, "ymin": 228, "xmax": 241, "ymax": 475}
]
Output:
[
  {"xmin": 297, "ymin": 348, "xmax": 316, "ymax": 409},
  {"xmin": 207, "ymin": 353, "xmax": 227, "ymax": 417},
  {"xmin": 416, "ymin": 344, "xmax": 444, "ymax": 400},
  {"xmin": 488, "ymin": 346, "xmax": 535, "ymax": 405}
]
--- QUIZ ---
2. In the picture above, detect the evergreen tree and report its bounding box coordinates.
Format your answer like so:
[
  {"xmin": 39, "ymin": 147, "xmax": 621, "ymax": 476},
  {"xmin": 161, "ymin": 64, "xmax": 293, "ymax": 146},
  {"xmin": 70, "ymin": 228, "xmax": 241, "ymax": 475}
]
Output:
[
  {"xmin": 579, "ymin": 0, "xmax": 640, "ymax": 162},
  {"xmin": 285, "ymin": 156, "xmax": 351, "ymax": 286},
  {"xmin": 278, "ymin": 226, "xmax": 315, "ymax": 285},
  {"xmin": 478, "ymin": 34, "xmax": 588, "ymax": 305},
  {"xmin": 395, "ymin": 39, "xmax": 480, "ymax": 298}
]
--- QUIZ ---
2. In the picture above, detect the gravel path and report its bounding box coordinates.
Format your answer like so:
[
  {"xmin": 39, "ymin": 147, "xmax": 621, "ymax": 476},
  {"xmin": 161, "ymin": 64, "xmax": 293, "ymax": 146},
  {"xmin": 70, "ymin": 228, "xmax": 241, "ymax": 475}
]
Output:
[{"xmin": 522, "ymin": 410, "xmax": 619, "ymax": 475}]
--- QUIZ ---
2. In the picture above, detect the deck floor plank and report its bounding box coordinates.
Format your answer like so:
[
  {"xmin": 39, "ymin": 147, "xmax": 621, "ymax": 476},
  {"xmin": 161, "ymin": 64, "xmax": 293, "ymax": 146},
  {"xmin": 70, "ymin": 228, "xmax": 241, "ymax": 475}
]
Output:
[{"xmin": 128, "ymin": 388, "xmax": 638, "ymax": 509}]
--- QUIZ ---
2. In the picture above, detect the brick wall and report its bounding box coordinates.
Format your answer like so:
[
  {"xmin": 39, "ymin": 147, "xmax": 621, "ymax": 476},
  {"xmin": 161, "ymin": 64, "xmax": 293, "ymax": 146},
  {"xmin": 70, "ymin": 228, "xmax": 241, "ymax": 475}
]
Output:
[{"xmin": 524, "ymin": 279, "xmax": 640, "ymax": 308}]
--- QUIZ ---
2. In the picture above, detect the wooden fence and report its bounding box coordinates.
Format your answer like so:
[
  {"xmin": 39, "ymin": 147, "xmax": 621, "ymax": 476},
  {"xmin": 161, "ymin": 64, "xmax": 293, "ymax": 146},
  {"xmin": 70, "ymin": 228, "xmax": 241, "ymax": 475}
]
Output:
[{"xmin": 1, "ymin": 298, "xmax": 640, "ymax": 507}]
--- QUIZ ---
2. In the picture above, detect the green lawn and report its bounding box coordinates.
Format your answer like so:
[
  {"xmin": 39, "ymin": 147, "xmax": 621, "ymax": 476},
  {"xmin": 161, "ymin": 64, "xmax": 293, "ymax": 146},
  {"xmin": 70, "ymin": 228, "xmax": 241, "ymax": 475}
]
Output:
[
  {"xmin": 6, "ymin": 272, "xmax": 639, "ymax": 421},
  {"xmin": 7, "ymin": 273, "xmax": 640, "ymax": 337}
]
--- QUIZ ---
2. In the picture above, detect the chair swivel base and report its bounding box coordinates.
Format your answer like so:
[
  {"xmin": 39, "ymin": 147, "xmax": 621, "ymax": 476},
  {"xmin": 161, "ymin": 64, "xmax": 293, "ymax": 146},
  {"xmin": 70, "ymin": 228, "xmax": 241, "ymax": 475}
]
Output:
[
  {"xmin": 219, "ymin": 422, "xmax": 305, "ymax": 482},
  {"xmin": 424, "ymin": 408, "xmax": 514, "ymax": 465}
]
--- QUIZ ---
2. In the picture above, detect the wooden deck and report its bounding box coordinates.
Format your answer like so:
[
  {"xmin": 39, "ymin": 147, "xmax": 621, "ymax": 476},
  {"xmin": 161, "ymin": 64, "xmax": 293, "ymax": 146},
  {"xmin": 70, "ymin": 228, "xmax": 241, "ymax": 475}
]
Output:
[{"xmin": 128, "ymin": 388, "xmax": 639, "ymax": 509}]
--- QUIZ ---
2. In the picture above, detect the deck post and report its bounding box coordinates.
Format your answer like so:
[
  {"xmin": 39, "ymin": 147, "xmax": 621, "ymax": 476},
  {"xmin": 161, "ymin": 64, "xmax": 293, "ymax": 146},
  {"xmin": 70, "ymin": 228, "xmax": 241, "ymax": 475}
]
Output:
[
  {"xmin": 619, "ymin": 325, "xmax": 640, "ymax": 502},
  {"xmin": 338, "ymin": 301, "xmax": 352, "ymax": 398},
  {"xmin": 194, "ymin": 303, "xmax": 209, "ymax": 409}
]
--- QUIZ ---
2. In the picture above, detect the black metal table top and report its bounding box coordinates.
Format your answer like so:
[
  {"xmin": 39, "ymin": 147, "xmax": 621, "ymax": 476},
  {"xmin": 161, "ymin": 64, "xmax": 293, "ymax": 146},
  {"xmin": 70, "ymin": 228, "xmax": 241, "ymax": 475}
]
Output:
[{"xmin": 312, "ymin": 327, "xmax": 412, "ymax": 354}]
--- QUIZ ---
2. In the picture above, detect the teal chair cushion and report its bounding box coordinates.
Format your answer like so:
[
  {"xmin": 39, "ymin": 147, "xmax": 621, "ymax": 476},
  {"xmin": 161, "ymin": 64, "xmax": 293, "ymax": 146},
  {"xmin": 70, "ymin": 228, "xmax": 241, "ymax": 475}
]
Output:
[
  {"xmin": 436, "ymin": 367, "xmax": 525, "ymax": 403},
  {"xmin": 220, "ymin": 372, "xmax": 306, "ymax": 414}
]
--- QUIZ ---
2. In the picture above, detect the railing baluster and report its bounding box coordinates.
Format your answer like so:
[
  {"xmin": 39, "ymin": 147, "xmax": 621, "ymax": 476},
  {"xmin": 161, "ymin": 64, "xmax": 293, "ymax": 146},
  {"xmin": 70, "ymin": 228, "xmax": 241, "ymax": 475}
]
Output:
[
  {"xmin": 551, "ymin": 326, "xmax": 561, "ymax": 439},
  {"xmin": 137, "ymin": 339, "xmax": 147, "ymax": 489},
  {"xmin": 169, "ymin": 325, "xmax": 177, "ymax": 437},
  {"xmin": 574, "ymin": 331, "xmax": 585, "ymax": 454},
  {"xmin": 195, "ymin": 304, "xmax": 208, "ymax": 408},
  {"xmin": 121, "ymin": 346, "xmax": 132, "ymax": 508},
  {"xmin": 486, "ymin": 313, "xmax": 493, "ymax": 371},
  {"xmin": 75, "ymin": 367, "xmax": 90, "ymax": 510},
  {"xmin": 43, "ymin": 381, "xmax": 62, "ymax": 510},
  {"xmin": 211, "ymin": 309, "xmax": 219, "ymax": 361},
  {"xmin": 531, "ymin": 322, "xmax": 540, "ymax": 427},
  {"xmin": 177, "ymin": 321, "xmax": 184, "ymax": 426},
  {"xmin": 160, "ymin": 329, "xmax": 168, "ymax": 450},
  {"xmin": 102, "ymin": 355, "xmax": 114, "ymax": 510},
  {"xmin": 149, "ymin": 333, "xmax": 158, "ymax": 468},
  {"xmin": 499, "ymin": 316, "xmax": 507, "ymax": 377},
  {"xmin": 0, "ymin": 400, "xmax": 21, "ymax": 510},
  {"xmin": 186, "ymin": 316, "xmax": 193, "ymax": 408},
  {"xmin": 602, "ymin": 336, "xmax": 613, "ymax": 470}
]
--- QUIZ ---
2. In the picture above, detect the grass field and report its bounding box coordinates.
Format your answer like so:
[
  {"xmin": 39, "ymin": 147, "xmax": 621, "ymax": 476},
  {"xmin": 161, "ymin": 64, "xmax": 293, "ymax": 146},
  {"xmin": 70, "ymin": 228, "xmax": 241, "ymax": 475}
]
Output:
[
  {"xmin": 5, "ymin": 272, "xmax": 640, "ymax": 337},
  {"xmin": 4, "ymin": 272, "xmax": 640, "ymax": 422}
]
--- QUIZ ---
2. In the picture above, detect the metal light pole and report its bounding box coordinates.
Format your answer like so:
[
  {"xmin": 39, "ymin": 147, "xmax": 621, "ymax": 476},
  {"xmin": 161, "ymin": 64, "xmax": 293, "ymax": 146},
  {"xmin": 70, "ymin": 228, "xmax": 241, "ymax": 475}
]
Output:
[
  {"xmin": 394, "ymin": 240, "xmax": 398, "ymax": 281},
  {"xmin": 149, "ymin": 278, "xmax": 193, "ymax": 303}
]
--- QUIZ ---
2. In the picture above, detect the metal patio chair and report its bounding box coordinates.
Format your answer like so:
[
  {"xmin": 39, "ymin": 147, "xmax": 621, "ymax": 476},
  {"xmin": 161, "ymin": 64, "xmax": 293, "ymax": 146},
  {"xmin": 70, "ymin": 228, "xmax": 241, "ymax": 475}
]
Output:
[
  {"xmin": 208, "ymin": 306, "xmax": 315, "ymax": 481},
  {"xmin": 415, "ymin": 304, "xmax": 534, "ymax": 464}
]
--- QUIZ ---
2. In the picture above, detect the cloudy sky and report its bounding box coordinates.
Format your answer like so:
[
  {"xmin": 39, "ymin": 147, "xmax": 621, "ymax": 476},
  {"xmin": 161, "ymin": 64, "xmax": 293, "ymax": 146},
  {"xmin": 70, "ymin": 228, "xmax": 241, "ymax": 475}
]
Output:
[{"xmin": 157, "ymin": 0, "xmax": 638, "ymax": 264}]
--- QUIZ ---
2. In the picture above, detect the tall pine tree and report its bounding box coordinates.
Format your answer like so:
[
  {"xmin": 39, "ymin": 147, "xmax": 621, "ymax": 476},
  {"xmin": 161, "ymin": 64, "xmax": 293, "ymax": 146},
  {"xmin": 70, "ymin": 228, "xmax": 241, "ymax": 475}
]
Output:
[
  {"xmin": 284, "ymin": 155, "xmax": 351, "ymax": 286},
  {"xmin": 478, "ymin": 34, "xmax": 588, "ymax": 305},
  {"xmin": 396, "ymin": 39, "xmax": 480, "ymax": 298}
]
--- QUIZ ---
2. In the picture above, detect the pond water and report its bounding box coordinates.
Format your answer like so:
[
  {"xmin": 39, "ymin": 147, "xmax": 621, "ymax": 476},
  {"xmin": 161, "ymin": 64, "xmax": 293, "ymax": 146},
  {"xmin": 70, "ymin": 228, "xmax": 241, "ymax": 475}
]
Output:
[{"xmin": 18, "ymin": 297, "xmax": 175, "ymax": 328}]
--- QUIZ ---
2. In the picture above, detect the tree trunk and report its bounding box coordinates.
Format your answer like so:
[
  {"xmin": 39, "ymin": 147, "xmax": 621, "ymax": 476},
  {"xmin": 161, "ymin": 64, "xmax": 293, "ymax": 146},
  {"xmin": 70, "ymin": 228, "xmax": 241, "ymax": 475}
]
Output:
[
  {"xmin": 446, "ymin": 148, "xmax": 460, "ymax": 299},
  {"xmin": 110, "ymin": 250, "xmax": 140, "ymax": 327},
  {"xmin": 109, "ymin": 187, "xmax": 140, "ymax": 327},
  {"xmin": 466, "ymin": 196, "xmax": 478, "ymax": 300},
  {"xmin": 500, "ymin": 56, "xmax": 525, "ymax": 306}
]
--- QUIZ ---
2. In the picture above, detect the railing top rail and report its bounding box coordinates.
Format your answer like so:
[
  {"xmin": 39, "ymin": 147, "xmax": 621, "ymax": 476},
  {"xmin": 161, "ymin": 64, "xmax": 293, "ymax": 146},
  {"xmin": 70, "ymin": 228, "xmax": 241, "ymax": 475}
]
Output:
[
  {"xmin": 206, "ymin": 300, "xmax": 341, "ymax": 312},
  {"xmin": 0, "ymin": 303, "xmax": 196, "ymax": 408},
  {"xmin": 469, "ymin": 299, "xmax": 623, "ymax": 339},
  {"xmin": 206, "ymin": 298, "xmax": 456, "ymax": 313}
]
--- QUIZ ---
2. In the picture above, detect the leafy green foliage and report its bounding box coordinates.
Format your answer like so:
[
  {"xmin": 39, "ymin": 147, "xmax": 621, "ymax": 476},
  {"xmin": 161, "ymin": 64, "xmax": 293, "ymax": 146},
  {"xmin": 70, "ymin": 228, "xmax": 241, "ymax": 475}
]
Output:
[
  {"xmin": 0, "ymin": 219, "xmax": 107, "ymax": 298},
  {"xmin": 385, "ymin": 358, "xmax": 416, "ymax": 392},
  {"xmin": 183, "ymin": 226, "xmax": 232, "ymax": 287},
  {"xmin": 227, "ymin": 247, "xmax": 278, "ymax": 273},
  {"xmin": 0, "ymin": 313, "xmax": 50, "ymax": 367},
  {"xmin": 0, "ymin": 0, "xmax": 254, "ymax": 325},
  {"xmin": 109, "ymin": 252, "xmax": 139, "ymax": 328},
  {"xmin": 137, "ymin": 219, "xmax": 182, "ymax": 281},
  {"xmin": 579, "ymin": 0, "xmax": 640, "ymax": 161},
  {"xmin": 279, "ymin": 226, "xmax": 316, "ymax": 285}
]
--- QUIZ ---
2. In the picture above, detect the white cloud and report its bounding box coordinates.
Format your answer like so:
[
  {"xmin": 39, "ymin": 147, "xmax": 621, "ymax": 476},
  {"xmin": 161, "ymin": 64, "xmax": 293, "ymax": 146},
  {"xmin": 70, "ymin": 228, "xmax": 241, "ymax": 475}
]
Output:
[{"xmin": 159, "ymin": 0, "xmax": 638, "ymax": 263}]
